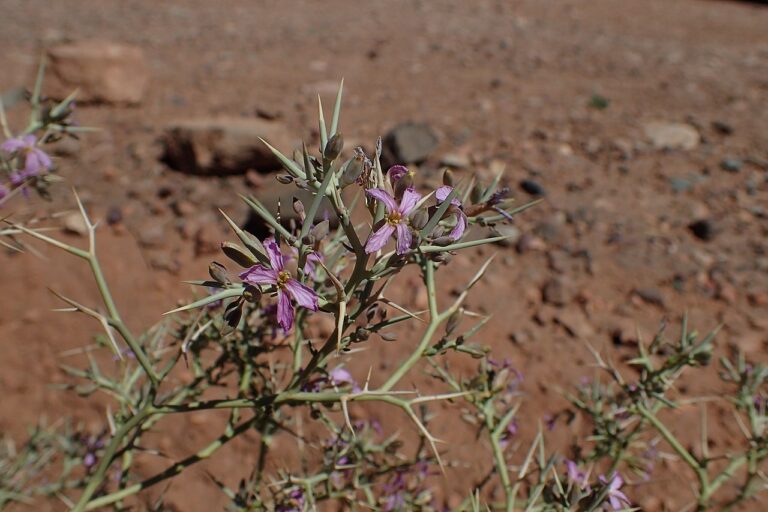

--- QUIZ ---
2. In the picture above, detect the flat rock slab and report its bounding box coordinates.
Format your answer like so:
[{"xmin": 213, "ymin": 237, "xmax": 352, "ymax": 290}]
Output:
[
  {"xmin": 161, "ymin": 118, "xmax": 296, "ymax": 175},
  {"xmin": 46, "ymin": 41, "xmax": 149, "ymax": 105},
  {"xmin": 643, "ymin": 121, "xmax": 700, "ymax": 150}
]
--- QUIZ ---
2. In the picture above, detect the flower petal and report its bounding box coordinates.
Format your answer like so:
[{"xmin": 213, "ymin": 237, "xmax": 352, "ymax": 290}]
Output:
[
  {"xmin": 449, "ymin": 211, "xmax": 467, "ymax": 240},
  {"xmin": 22, "ymin": 134, "xmax": 37, "ymax": 147},
  {"xmin": 395, "ymin": 223, "xmax": 412, "ymax": 254},
  {"xmin": 239, "ymin": 265, "xmax": 278, "ymax": 285},
  {"xmin": 398, "ymin": 187, "xmax": 421, "ymax": 215},
  {"xmin": 329, "ymin": 367, "xmax": 355, "ymax": 386},
  {"xmin": 33, "ymin": 148, "xmax": 52, "ymax": 170},
  {"xmin": 435, "ymin": 185, "xmax": 451, "ymax": 202},
  {"xmin": 436, "ymin": 185, "xmax": 461, "ymax": 206},
  {"xmin": 284, "ymin": 279, "xmax": 318, "ymax": 311},
  {"xmin": 1, "ymin": 137, "xmax": 26, "ymax": 153},
  {"xmin": 263, "ymin": 237, "xmax": 284, "ymax": 271},
  {"xmin": 366, "ymin": 188, "xmax": 397, "ymax": 212},
  {"xmin": 277, "ymin": 291, "xmax": 295, "ymax": 331},
  {"xmin": 24, "ymin": 152, "xmax": 41, "ymax": 177},
  {"xmin": 365, "ymin": 223, "xmax": 395, "ymax": 254}
]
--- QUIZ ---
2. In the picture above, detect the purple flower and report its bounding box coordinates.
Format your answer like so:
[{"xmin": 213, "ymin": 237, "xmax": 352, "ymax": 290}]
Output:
[
  {"xmin": 386, "ymin": 164, "xmax": 410, "ymax": 187},
  {"xmin": 290, "ymin": 247, "xmax": 323, "ymax": 279},
  {"xmin": 599, "ymin": 473, "xmax": 631, "ymax": 511},
  {"xmin": 499, "ymin": 418, "xmax": 518, "ymax": 449},
  {"xmin": 329, "ymin": 366, "xmax": 355, "ymax": 386},
  {"xmin": 435, "ymin": 186, "xmax": 467, "ymax": 241},
  {"xmin": 1, "ymin": 135, "xmax": 52, "ymax": 181},
  {"xmin": 566, "ymin": 460, "xmax": 589, "ymax": 490},
  {"xmin": 365, "ymin": 187, "xmax": 421, "ymax": 254},
  {"xmin": 277, "ymin": 487, "xmax": 305, "ymax": 512},
  {"xmin": 239, "ymin": 238, "xmax": 319, "ymax": 331}
]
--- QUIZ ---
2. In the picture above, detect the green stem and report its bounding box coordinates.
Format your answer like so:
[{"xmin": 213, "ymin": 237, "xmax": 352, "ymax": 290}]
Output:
[
  {"xmin": 638, "ymin": 405, "xmax": 708, "ymax": 498},
  {"xmin": 487, "ymin": 418, "xmax": 513, "ymax": 512},
  {"xmin": 380, "ymin": 258, "xmax": 439, "ymax": 392}
]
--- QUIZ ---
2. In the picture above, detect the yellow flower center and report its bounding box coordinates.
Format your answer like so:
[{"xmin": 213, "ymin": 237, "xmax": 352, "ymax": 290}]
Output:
[
  {"xmin": 386, "ymin": 211, "xmax": 403, "ymax": 226},
  {"xmin": 277, "ymin": 270, "xmax": 291, "ymax": 289}
]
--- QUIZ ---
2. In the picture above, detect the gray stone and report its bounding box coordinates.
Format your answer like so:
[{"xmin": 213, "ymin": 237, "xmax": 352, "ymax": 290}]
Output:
[
  {"xmin": 161, "ymin": 118, "xmax": 296, "ymax": 175},
  {"xmin": 720, "ymin": 158, "xmax": 742, "ymax": 173},
  {"xmin": 384, "ymin": 122, "xmax": 438, "ymax": 164}
]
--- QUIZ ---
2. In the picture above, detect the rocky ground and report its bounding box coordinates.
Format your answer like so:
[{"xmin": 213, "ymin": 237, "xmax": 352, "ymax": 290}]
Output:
[{"xmin": 1, "ymin": 0, "xmax": 767, "ymax": 510}]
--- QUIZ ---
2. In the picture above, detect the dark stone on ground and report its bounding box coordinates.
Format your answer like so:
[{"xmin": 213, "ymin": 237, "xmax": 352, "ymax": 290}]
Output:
[{"xmin": 383, "ymin": 122, "xmax": 438, "ymax": 164}]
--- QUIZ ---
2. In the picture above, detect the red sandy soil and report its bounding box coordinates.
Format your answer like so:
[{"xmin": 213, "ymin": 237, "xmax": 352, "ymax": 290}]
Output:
[{"xmin": 1, "ymin": 1, "xmax": 767, "ymax": 510}]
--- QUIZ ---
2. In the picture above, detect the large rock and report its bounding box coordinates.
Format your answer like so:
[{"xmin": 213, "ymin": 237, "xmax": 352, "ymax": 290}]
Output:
[
  {"xmin": 161, "ymin": 118, "xmax": 296, "ymax": 175},
  {"xmin": 643, "ymin": 121, "xmax": 699, "ymax": 150},
  {"xmin": 383, "ymin": 121, "xmax": 438, "ymax": 164},
  {"xmin": 46, "ymin": 41, "xmax": 149, "ymax": 105}
]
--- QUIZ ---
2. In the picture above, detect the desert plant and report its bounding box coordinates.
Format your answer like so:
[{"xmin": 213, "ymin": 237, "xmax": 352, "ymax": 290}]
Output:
[{"xmin": 2, "ymin": 79, "xmax": 766, "ymax": 512}]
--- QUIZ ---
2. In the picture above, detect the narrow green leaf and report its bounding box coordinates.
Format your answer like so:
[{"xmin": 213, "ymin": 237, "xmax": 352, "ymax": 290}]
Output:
[
  {"xmin": 317, "ymin": 95, "xmax": 328, "ymax": 152},
  {"xmin": 258, "ymin": 138, "xmax": 306, "ymax": 179},
  {"xmin": 240, "ymin": 195, "xmax": 294, "ymax": 242},
  {"xmin": 163, "ymin": 288, "xmax": 244, "ymax": 316},
  {"xmin": 419, "ymin": 187, "xmax": 459, "ymax": 238},
  {"xmin": 330, "ymin": 78, "xmax": 344, "ymax": 137},
  {"xmin": 420, "ymin": 234, "xmax": 513, "ymax": 253},
  {"xmin": 299, "ymin": 165, "xmax": 336, "ymax": 241}
]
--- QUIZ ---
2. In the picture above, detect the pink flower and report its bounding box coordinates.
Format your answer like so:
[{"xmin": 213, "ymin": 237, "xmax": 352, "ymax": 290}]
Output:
[
  {"xmin": 435, "ymin": 185, "xmax": 467, "ymax": 241},
  {"xmin": 365, "ymin": 187, "xmax": 421, "ymax": 254},
  {"xmin": 1, "ymin": 135, "xmax": 52, "ymax": 181},
  {"xmin": 239, "ymin": 238, "xmax": 318, "ymax": 331},
  {"xmin": 599, "ymin": 473, "xmax": 631, "ymax": 511},
  {"xmin": 290, "ymin": 247, "xmax": 323, "ymax": 279},
  {"xmin": 566, "ymin": 460, "xmax": 589, "ymax": 490},
  {"xmin": 386, "ymin": 165, "xmax": 409, "ymax": 186},
  {"xmin": 328, "ymin": 367, "xmax": 360, "ymax": 391}
]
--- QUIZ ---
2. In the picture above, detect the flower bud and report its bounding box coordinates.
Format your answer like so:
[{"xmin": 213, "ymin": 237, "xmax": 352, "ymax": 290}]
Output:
[
  {"xmin": 221, "ymin": 242, "xmax": 257, "ymax": 267},
  {"xmin": 323, "ymin": 133, "xmax": 344, "ymax": 161},
  {"xmin": 355, "ymin": 327, "xmax": 371, "ymax": 342},
  {"xmin": 276, "ymin": 174, "xmax": 294, "ymax": 185},
  {"xmin": 292, "ymin": 197, "xmax": 306, "ymax": 222},
  {"xmin": 208, "ymin": 261, "xmax": 230, "ymax": 284},
  {"xmin": 470, "ymin": 181, "xmax": 484, "ymax": 204},
  {"xmin": 223, "ymin": 300, "xmax": 243, "ymax": 328},
  {"xmin": 310, "ymin": 219, "xmax": 330, "ymax": 241},
  {"xmin": 393, "ymin": 172, "xmax": 413, "ymax": 199},
  {"xmin": 431, "ymin": 235, "xmax": 455, "ymax": 246},
  {"xmin": 443, "ymin": 168, "xmax": 454, "ymax": 187},
  {"xmin": 242, "ymin": 284, "xmax": 262, "ymax": 303},
  {"xmin": 446, "ymin": 310, "xmax": 462, "ymax": 335},
  {"xmin": 340, "ymin": 155, "xmax": 364, "ymax": 187},
  {"xmin": 409, "ymin": 209, "xmax": 429, "ymax": 231},
  {"xmin": 379, "ymin": 332, "xmax": 397, "ymax": 342},
  {"xmin": 492, "ymin": 367, "xmax": 510, "ymax": 391}
]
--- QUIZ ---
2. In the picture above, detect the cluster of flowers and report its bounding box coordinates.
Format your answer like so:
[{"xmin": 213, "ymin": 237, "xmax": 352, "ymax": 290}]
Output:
[
  {"xmin": 566, "ymin": 460, "xmax": 631, "ymax": 511},
  {"xmin": 0, "ymin": 135, "xmax": 53, "ymax": 202},
  {"xmin": 237, "ymin": 163, "xmax": 471, "ymax": 332}
]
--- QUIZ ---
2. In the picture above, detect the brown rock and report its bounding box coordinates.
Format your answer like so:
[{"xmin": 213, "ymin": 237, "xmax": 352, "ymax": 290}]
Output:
[
  {"xmin": 555, "ymin": 309, "xmax": 595, "ymax": 339},
  {"xmin": 161, "ymin": 118, "xmax": 296, "ymax": 175},
  {"xmin": 194, "ymin": 224, "xmax": 222, "ymax": 257},
  {"xmin": 542, "ymin": 277, "xmax": 574, "ymax": 307},
  {"xmin": 46, "ymin": 41, "xmax": 149, "ymax": 104}
]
